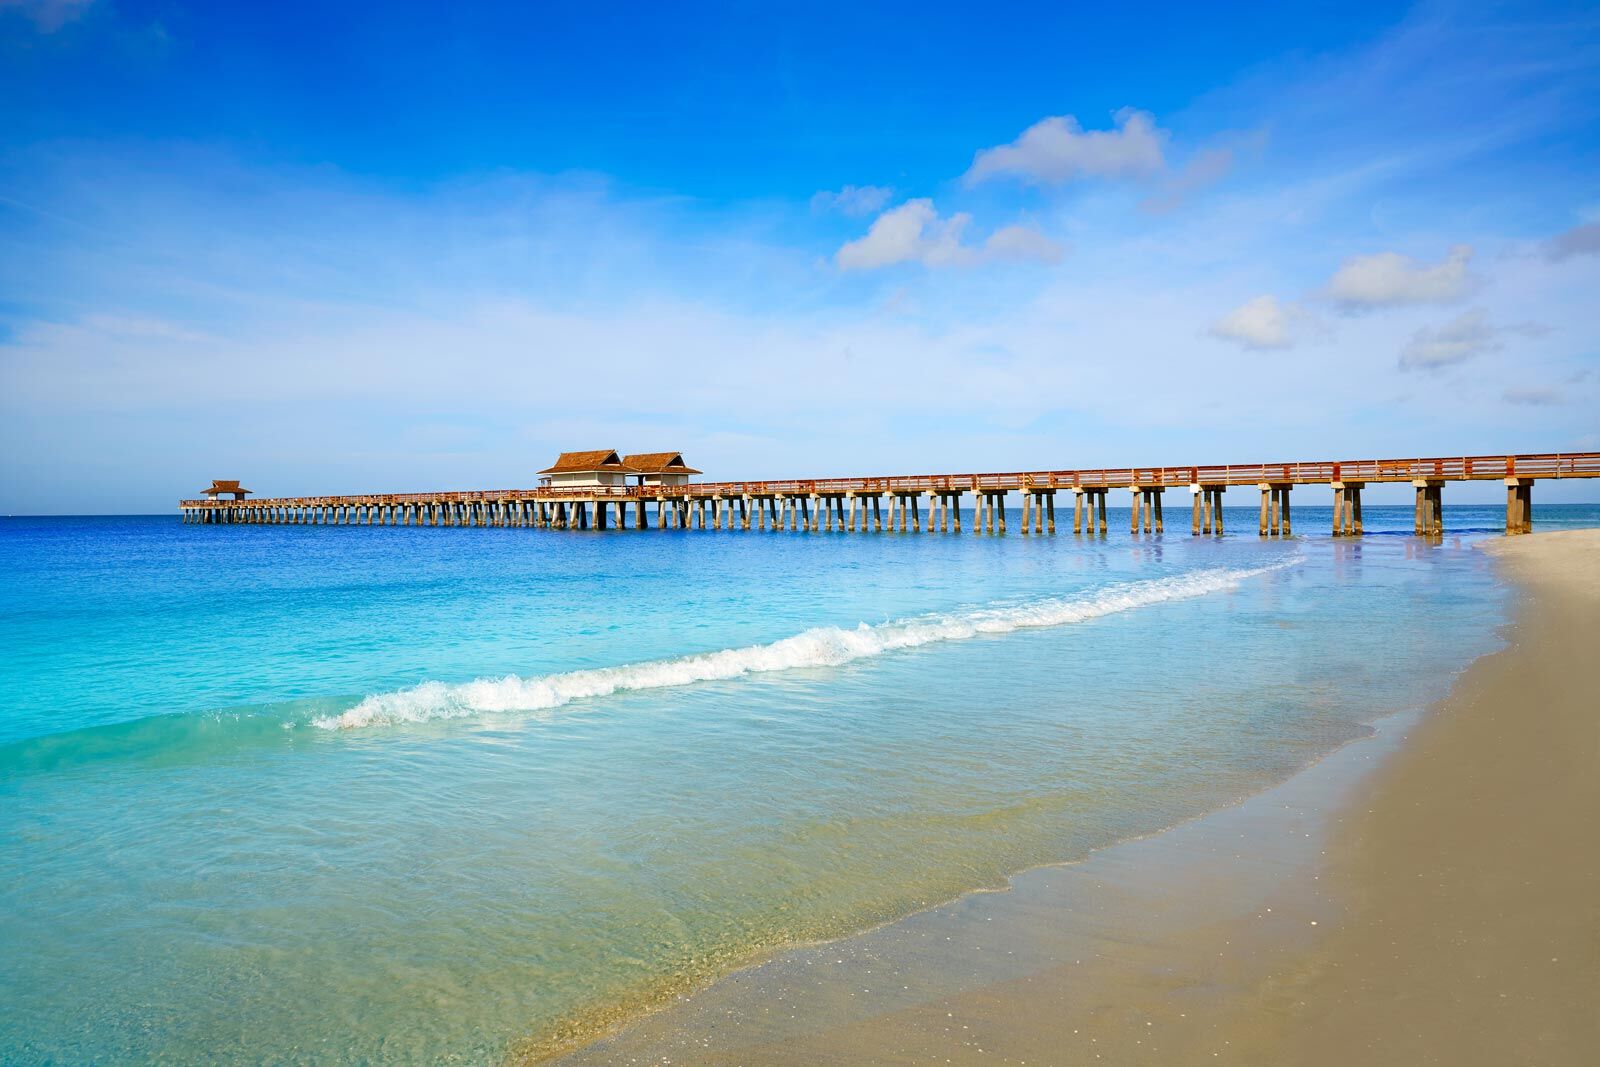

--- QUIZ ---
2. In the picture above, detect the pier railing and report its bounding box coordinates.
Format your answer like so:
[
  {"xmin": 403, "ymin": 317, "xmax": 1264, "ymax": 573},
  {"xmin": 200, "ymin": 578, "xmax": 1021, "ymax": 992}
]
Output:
[{"xmin": 178, "ymin": 451, "xmax": 1600, "ymax": 511}]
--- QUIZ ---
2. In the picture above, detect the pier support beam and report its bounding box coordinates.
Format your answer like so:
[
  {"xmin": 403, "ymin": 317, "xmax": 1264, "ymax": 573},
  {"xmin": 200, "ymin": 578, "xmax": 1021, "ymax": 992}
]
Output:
[
  {"xmin": 1259, "ymin": 483, "xmax": 1291, "ymax": 537},
  {"xmin": 1072, "ymin": 488, "xmax": 1108, "ymax": 536},
  {"xmin": 1414, "ymin": 479, "xmax": 1444, "ymax": 537},
  {"xmin": 1332, "ymin": 482, "xmax": 1365, "ymax": 536},
  {"xmin": 1017, "ymin": 489, "xmax": 1053, "ymax": 535},
  {"xmin": 1505, "ymin": 478, "xmax": 1533, "ymax": 534}
]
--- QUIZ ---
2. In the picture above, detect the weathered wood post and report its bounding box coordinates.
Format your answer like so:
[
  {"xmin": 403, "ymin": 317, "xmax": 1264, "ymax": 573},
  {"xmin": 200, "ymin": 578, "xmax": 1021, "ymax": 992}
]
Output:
[{"xmin": 1505, "ymin": 478, "xmax": 1532, "ymax": 534}]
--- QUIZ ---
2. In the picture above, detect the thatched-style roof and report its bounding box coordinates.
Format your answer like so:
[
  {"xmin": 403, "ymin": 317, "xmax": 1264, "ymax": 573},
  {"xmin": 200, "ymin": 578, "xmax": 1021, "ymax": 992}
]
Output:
[
  {"xmin": 621, "ymin": 452, "xmax": 702, "ymax": 475},
  {"xmin": 201, "ymin": 479, "xmax": 253, "ymax": 496},
  {"xmin": 538, "ymin": 450, "xmax": 638, "ymax": 475}
]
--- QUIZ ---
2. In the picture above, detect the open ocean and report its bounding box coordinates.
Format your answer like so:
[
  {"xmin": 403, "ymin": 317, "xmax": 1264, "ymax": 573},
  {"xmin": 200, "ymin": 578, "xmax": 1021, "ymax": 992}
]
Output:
[{"xmin": 3, "ymin": 504, "xmax": 1597, "ymax": 1063}]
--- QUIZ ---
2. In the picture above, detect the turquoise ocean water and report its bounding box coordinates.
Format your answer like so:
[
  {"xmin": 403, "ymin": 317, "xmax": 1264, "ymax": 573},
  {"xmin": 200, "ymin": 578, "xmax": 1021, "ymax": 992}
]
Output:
[{"xmin": 3, "ymin": 504, "xmax": 1596, "ymax": 1063}]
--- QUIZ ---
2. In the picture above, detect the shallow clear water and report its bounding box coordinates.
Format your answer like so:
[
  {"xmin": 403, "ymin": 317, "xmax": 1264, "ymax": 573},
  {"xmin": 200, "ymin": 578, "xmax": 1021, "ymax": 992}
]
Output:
[{"xmin": 3, "ymin": 505, "xmax": 1596, "ymax": 1063}]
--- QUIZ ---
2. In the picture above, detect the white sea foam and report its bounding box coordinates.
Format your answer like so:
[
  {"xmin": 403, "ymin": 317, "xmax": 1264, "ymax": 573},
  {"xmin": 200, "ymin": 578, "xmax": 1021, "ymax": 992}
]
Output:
[{"xmin": 316, "ymin": 562, "xmax": 1295, "ymax": 730}]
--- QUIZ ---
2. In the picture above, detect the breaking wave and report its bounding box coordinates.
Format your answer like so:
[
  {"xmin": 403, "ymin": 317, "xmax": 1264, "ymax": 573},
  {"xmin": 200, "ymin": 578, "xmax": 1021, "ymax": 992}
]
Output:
[{"xmin": 317, "ymin": 562, "xmax": 1297, "ymax": 731}]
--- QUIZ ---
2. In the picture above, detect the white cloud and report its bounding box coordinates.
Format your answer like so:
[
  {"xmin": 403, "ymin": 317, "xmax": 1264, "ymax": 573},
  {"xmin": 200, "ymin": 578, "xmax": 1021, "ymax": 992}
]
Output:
[
  {"xmin": 1208, "ymin": 295, "xmax": 1303, "ymax": 350},
  {"xmin": 1396, "ymin": 307, "xmax": 1547, "ymax": 371},
  {"xmin": 1542, "ymin": 222, "xmax": 1600, "ymax": 261},
  {"xmin": 964, "ymin": 108, "xmax": 1168, "ymax": 186},
  {"xmin": 835, "ymin": 200, "xmax": 1061, "ymax": 271},
  {"xmin": 810, "ymin": 184, "xmax": 894, "ymax": 217},
  {"xmin": 1326, "ymin": 244, "xmax": 1475, "ymax": 308},
  {"xmin": 837, "ymin": 200, "xmax": 970, "ymax": 270}
]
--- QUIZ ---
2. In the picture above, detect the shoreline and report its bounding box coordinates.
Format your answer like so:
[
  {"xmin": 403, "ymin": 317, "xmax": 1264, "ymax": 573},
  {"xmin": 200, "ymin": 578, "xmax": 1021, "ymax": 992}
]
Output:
[{"xmin": 545, "ymin": 529, "xmax": 1598, "ymax": 1065}]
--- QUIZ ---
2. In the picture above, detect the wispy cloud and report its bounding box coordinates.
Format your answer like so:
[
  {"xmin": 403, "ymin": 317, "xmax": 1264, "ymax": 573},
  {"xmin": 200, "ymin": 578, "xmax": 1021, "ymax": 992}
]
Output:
[
  {"xmin": 0, "ymin": 0, "xmax": 95, "ymax": 32},
  {"xmin": 1541, "ymin": 221, "xmax": 1600, "ymax": 261},
  {"xmin": 810, "ymin": 184, "xmax": 894, "ymax": 217},
  {"xmin": 1397, "ymin": 308, "xmax": 1544, "ymax": 371},
  {"xmin": 1502, "ymin": 385, "xmax": 1564, "ymax": 406},
  {"xmin": 1139, "ymin": 146, "xmax": 1234, "ymax": 214}
]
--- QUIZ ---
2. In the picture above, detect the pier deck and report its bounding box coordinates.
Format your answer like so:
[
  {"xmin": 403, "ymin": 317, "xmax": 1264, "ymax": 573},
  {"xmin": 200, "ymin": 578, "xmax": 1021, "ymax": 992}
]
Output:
[{"xmin": 180, "ymin": 452, "xmax": 1599, "ymax": 536}]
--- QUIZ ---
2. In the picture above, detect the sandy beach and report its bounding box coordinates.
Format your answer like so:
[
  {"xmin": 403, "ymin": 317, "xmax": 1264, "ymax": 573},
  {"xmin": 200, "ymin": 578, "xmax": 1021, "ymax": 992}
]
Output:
[{"xmin": 553, "ymin": 529, "xmax": 1600, "ymax": 1066}]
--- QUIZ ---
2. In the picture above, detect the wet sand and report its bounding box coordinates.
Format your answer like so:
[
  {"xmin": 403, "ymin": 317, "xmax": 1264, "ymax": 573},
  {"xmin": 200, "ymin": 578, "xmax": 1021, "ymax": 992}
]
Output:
[{"xmin": 551, "ymin": 529, "xmax": 1599, "ymax": 1066}]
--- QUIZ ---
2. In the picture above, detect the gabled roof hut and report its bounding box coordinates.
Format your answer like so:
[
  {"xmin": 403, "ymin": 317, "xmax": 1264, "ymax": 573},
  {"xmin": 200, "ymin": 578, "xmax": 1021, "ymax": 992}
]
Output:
[
  {"xmin": 201, "ymin": 479, "xmax": 252, "ymax": 499},
  {"xmin": 537, "ymin": 450, "xmax": 639, "ymax": 488},
  {"xmin": 537, "ymin": 450, "xmax": 638, "ymax": 476},
  {"xmin": 621, "ymin": 452, "xmax": 703, "ymax": 477}
]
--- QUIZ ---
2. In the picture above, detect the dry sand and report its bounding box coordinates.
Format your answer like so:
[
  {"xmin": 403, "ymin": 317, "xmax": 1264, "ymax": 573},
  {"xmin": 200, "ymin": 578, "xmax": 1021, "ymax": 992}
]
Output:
[{"xmin": 552, "ymin": 530, "xmax": 1599, "ymax": 1066}]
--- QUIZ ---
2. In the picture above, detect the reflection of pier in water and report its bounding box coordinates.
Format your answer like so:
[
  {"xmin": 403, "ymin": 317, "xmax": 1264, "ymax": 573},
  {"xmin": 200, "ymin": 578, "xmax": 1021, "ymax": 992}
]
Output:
[{"xmin": 180, "ymin": 453, "xmax": 1597, "ymax": 537}]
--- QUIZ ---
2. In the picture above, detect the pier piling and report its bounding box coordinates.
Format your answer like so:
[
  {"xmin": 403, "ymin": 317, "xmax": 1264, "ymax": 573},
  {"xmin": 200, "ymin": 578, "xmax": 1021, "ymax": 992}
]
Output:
[{"xmin": 181, "ymin": 453, "xmax": 1598, "ymax": 540}]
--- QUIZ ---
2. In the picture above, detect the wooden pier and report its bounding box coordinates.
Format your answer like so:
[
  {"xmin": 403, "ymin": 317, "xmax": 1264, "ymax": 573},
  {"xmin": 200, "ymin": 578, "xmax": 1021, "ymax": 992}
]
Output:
[{"xmin": 180, "ymin": 453, "xmax": 1599, "ymax": 537}]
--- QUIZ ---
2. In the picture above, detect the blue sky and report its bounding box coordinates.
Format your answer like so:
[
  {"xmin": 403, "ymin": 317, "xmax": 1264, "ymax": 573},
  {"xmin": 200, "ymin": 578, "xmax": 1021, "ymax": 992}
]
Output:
[{"xmin": 2, "ymin": 0, "xmax": 1598, "ymax": 512}]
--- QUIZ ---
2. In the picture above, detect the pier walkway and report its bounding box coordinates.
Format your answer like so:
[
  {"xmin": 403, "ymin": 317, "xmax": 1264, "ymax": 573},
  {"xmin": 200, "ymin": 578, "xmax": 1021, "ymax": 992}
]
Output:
[{"xmin": 180, "ymin": 452, "xmax": 1599, "ymax": 537}]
